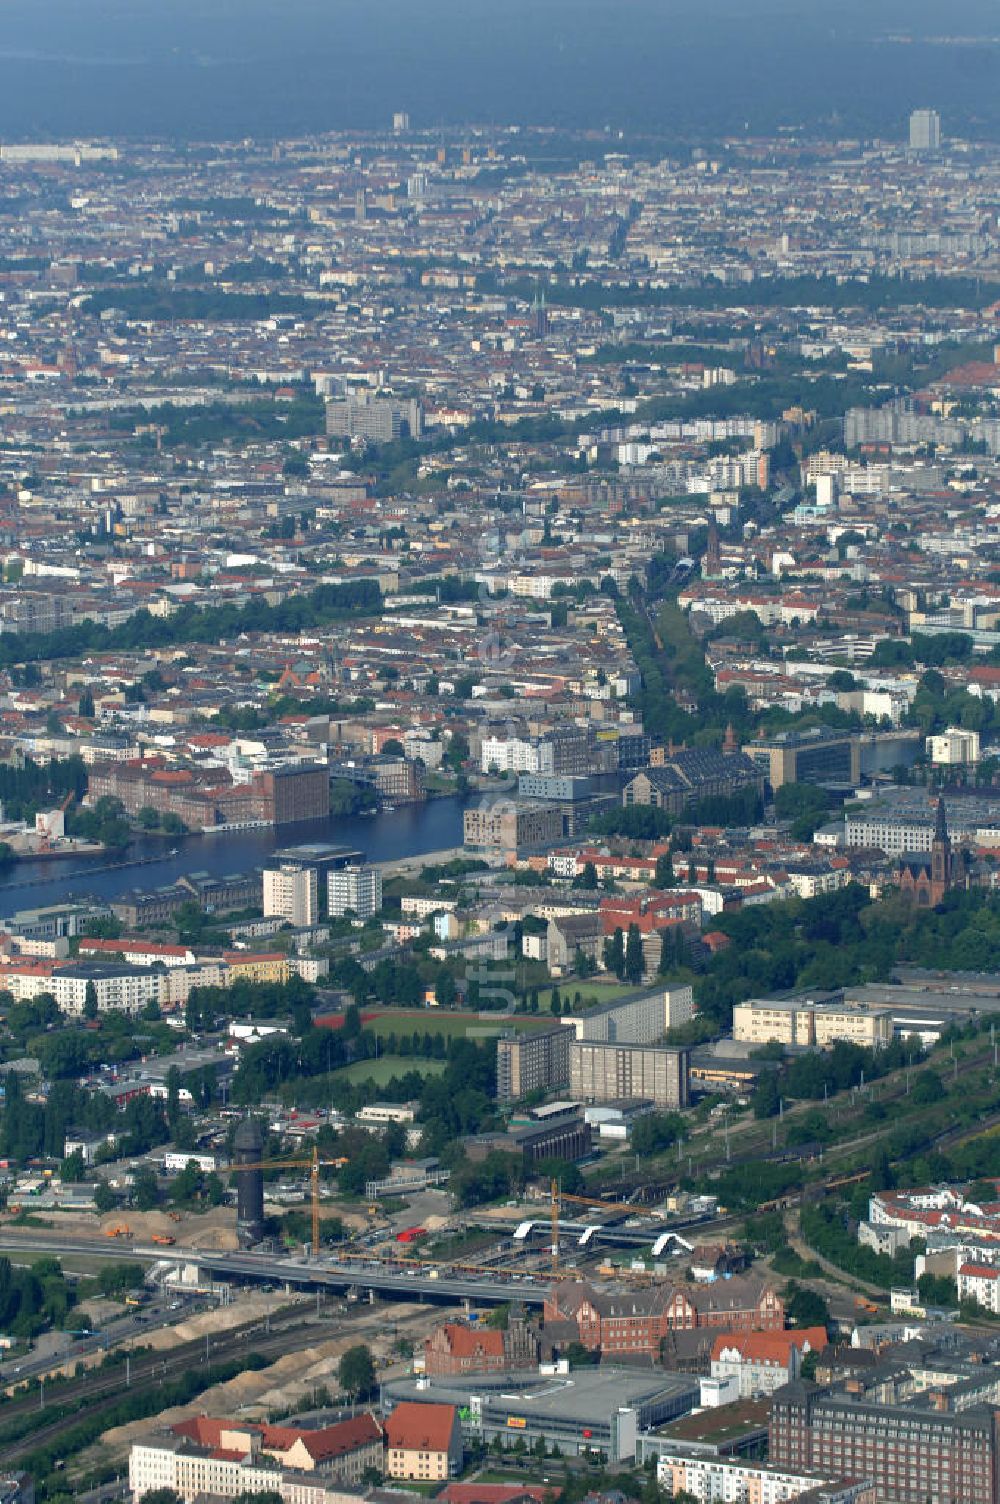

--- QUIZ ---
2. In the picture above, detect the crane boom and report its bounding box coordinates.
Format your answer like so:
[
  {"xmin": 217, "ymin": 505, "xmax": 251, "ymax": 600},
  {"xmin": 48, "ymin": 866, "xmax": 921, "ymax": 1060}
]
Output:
[{"xmin": 229, "ymin": 1147, "xmax": 346, "ymax": 1256}]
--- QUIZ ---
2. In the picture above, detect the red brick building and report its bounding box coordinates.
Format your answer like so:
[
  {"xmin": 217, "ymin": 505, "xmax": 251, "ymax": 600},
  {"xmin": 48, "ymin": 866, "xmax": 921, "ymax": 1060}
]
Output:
[
  {"xmin": 87, "ymin": 757, "xmax": 328, "ymax": 828},
  {"xmin": 423, "ymin": 1316, "xmax": 537, "ymax": 1376},
  {"xmin": 543, "ymin": 1277, "xmax": 784, "ymax": 1358}
]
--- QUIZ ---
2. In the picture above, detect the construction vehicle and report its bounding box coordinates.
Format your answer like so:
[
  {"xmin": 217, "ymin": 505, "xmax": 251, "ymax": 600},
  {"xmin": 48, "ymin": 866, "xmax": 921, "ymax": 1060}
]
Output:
[
  {"xmin": 151, "ymin": 1233, "xmax": 175, "ymax": 1246},
  {"xmin": 104, "ymin": 1224, "xmax": 132, "ymax": 1239},
  {"xmin": 167, "ymin": 1210, "xmax": 182, "ymax": 1222},
  {"xmin": 855, "ymin": 1296, "xmax": 878, "ymax": 1314},
  {"xmin": 228, "ymin": 1145, "xmax": 346, "ymax": 1257}
]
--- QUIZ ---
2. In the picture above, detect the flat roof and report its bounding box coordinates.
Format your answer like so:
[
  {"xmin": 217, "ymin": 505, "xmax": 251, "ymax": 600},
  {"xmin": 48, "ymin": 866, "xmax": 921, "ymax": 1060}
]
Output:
[
  {"xmin": 383, "ymin": 1367, "xmax": 695, "ymax": 1423},
  {"xmin": 656, "ymin": 1398, "xmax": 770, "ymax": 1446}
]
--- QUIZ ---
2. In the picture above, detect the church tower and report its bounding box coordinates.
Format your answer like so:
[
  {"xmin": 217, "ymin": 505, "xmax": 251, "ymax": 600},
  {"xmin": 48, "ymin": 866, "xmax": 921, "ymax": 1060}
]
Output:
[{"xmin": 930, "ymin": 796, "xmax": 952, "ymax": 901}]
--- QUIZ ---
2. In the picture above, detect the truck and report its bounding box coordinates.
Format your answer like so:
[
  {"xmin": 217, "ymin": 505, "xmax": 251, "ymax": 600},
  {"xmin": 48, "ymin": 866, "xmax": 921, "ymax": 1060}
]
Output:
[{"xmin": 151, "ymin": 1234, "xmax": 175, "ymax": 1246}]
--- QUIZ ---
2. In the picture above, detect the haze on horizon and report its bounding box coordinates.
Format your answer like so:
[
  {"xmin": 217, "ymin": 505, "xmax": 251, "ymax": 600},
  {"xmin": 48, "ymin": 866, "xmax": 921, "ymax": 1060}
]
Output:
[{"xmin": 0, "ymin": 0, "xmax": 996, "ymax": 141}]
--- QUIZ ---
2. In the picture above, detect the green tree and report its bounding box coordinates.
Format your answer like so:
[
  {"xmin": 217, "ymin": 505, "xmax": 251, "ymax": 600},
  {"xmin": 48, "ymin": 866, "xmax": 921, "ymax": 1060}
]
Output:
[
  {"xmin": 83, "ymin": 980, "xmax": 99, "ymax": 1020},
  {"xmin": 131, "ymin": 1165, "xmax": 160, "ymax": 1212},
  {"xmin": 339, "ymin": 1343, "xmax": 375, "ymax": 1399},
  {"xmin": 60, "ymin": 1148, "xmax": 87, "ymax": 1183},
  {"xmin": 624, "ymin": 923, "xmax": 644, "ymax": 985},
  {"xmin": 604, "ymin": 927, "xmax": 625, "ymax": 979},
  {"xmin": 93, "ymin": 1181, "xmax": 117, "ymax": 1214},
  {"xmin": 655, "ymin": 851, "xmax": 675, "ymax": 888}
]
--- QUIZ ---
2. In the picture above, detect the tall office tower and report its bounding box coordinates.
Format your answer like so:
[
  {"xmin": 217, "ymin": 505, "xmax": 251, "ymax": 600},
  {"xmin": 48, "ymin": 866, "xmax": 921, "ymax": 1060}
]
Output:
[
  {"xmin": 909, "ymin": 109, "xmax": 941, "ymax": 151},
  {"xmin": 393, "ymin": 111, "xmax": 410, "ymax": 134}
]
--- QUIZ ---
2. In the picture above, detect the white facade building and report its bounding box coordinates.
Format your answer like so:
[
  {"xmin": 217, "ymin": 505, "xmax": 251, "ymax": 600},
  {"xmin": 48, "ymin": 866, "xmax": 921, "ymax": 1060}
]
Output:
[
  {"xmin": 328, "ymin": 864, "xmax": 382, "ymax": 920},
  {"xmin": 263, "ymin": 864, "xmax": 319, "ymax": 927}
]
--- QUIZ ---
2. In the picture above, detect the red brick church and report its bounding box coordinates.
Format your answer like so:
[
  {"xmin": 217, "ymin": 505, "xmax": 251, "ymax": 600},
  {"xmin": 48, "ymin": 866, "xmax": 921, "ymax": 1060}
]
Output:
[{"xmin": 898, "ymin": 798, "xmax": 953, "ymax": 907}]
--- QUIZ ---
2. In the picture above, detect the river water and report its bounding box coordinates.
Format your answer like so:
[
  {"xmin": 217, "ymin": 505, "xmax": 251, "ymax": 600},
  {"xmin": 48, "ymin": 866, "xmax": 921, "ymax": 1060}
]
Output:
[{"xmin": 0, "ymin": 796, "xmax": 470, "ymax": 918}]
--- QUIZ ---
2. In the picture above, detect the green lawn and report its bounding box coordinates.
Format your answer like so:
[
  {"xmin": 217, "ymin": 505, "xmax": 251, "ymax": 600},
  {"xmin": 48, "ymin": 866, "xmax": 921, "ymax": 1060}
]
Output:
[
  {"xmin": 364, "ymin": 1010, "xmax": 556, "ymax": 1040},
  {"xmin": 339, "ymin": 1056, "xmax": 447, "ymax": 1086}
]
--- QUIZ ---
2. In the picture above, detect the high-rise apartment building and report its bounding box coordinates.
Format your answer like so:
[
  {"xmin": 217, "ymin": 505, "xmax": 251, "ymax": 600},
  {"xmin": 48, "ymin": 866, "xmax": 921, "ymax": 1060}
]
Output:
[
  {"xmin": 909, "ymin": 109, "xmax": 941, "ymax": 151},
  {"xmin": 328, "ymin": 863, "xmax": 382, "ymax": 920},
  {"xmin": 262, "ymin": 863, "xmax": 318, "ymax": 927},
  {"xmin": 569, "ymin": 1040, "xmax": 690, "ymax": 1109},
  {"xmin": 496, "ymin": 1026, "xmax": 571, "ymax": 1102},
  {"xmin": 325, "ymin": 391, "xmax": 423, "ymax": 443}
]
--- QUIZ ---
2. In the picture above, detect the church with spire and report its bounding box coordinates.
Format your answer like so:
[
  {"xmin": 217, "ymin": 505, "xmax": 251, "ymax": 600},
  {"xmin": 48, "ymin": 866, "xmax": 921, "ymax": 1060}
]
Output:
[{"xmin": 897, "ymin": 797, "xmax": 954, "ymax": 907}]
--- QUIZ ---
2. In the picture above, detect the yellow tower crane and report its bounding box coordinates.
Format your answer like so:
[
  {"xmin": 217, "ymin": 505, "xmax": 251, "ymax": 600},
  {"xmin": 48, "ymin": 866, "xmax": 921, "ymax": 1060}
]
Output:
[{"xmin": 229, "ymin": 1146, "xmax": 348, "ymax": 1257}]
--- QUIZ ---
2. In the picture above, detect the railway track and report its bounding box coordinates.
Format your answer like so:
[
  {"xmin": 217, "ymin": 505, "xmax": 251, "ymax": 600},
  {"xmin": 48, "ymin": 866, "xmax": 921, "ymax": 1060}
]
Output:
[{"xmin": 0, "ymin": 1306, "xmax": 313, "ymax": 1465}]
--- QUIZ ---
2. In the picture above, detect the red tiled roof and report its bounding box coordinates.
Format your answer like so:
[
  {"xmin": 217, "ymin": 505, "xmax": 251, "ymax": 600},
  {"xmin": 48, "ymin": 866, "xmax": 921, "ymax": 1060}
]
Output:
[
  {"xmin": 385, "ymin": 1400, "xmax": 458, "ymax": 1453},
  {"xmin": 435, "ymin": 1323, "xmax": 504, "ymax": 1359},
  {"xmin": 711, "ymin": 1326, "xmax": 827, "ymax": 1364}
]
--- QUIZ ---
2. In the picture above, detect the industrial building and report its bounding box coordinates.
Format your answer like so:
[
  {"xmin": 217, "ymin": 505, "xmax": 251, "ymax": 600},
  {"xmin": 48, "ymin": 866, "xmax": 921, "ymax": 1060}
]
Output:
[{"xmin": 732, "ymin": 995, "xmax": 893, "ymax": 1050}]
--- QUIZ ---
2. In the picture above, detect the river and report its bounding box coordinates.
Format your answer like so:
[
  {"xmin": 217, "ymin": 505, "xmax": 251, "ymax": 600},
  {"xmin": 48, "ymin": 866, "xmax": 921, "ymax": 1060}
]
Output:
[{"xmin": 0, "ymin": 796, "xmax": 470, "ymax": 918}]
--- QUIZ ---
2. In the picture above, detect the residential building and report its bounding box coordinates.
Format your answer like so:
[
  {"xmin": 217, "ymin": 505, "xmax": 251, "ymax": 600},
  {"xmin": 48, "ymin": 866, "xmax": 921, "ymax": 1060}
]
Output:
[
  {"xmin": 220, "ymin": 951, "xmax": 291, "ymax": 986},
  {"xmin": 926, "ymin": 728, "xmax": 980, "ymax": 765},
  {"xmin": 383, "ymin": 1400, "xmax": 463, "ymax": 1482},
  {"xmin": 325, "ymin": 392, "xmax": 424, "ymax": 443},
  {"xmin": 710, "ymin": 1328, "xmax": 828, "ymax": 1399},
  {"xmin": 546, "ymin": 912, "xmax": 604, "ymax": 975},
  {"xmin": 957, "ymin": 1262, "xmax": 1000, "ymax": 1313},
  {"xmin": 910, "ymin": 108, "xmax": 941, "ymax": 151},
  {"xmin": 129, "ymin": 1413, "xmax": 383, "ymax": 1501},
  {"xmin": 328, "ymin": 864, "xmax": 383, "ymax": 920},
  {"xmin": 570, "ymin": 1039, "xmax": 690, "ymax": 1109},
  {"xmin": 561, "ymin": 985, "xmax": 694, "ymax": 1044},
  {"xmin": 463, "ymin": 801, "xmax": 565, "ymax": 853},
  {"xmin": 656, "ymin": 1447, "xmax": 873, "ymax": 1504},
  {"xmin": 496, "ymin": 1026, "xmax": 571, "ymax": 1102},
  {"xmin": 263, "ymin": 864, "xmax": 319, "ymax": 927}
]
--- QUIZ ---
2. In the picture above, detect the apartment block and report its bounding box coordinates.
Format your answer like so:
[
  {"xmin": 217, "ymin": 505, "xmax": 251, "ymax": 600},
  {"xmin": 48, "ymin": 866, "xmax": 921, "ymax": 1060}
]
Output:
[
  {"xmin": 328, "ymin": 864, "xmax": 382, "ymax": 919},
  {"xmin": 263, "ymin": 864, "xmax": 319, "ymax": 927},
  {"xmin": 561, "ymin": 984, "xmax": 694, "ymax": 1045},
  {"xmin": 496, "ymin": 1025, "xmax": 571, "ymax": 1102},
  {"xmin": 569, "ymin": 1039, "xmax": 690, "ymax": 1108}
]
